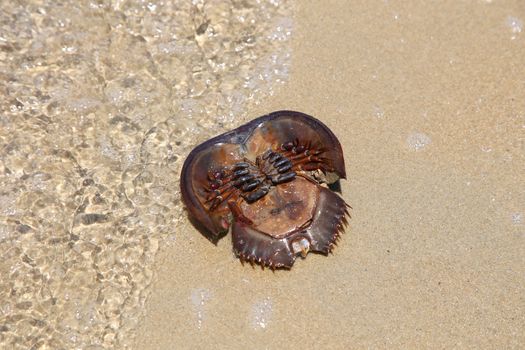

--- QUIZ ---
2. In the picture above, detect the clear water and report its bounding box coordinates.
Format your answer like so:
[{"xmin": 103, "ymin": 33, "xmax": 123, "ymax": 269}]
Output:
[{"xmin": 0, "ymin": 0, "xmax": 293, "ymax": 348}]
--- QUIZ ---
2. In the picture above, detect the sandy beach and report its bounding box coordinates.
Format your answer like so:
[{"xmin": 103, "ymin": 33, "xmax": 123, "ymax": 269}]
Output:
[
  {"xmin": 135, "ymin": 1, "xmax": 524, "ymax": 349},
  {"xmin": 0, "ymin": 0, "xmax": 523, "ymax": 349}
]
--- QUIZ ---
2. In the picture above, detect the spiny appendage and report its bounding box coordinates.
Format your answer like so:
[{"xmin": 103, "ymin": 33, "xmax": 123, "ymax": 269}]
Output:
[
  {"xmin": 305, "ymin": 187, "xmax": 351, "ymax": 254},
  {"xmin": 279, "ymin": 139, "xmax": 334, "ymax": 174},
  {"xmin": 327, "ymin": 202, "xmax": 351, "ymax": 253},
  {"xmin": 236, "ymin": 251, "xmax": 286, "ymax": 270},
  {"xmin": 232, "ymin": 221, "xmax": 296, "ymax": 269},
  {"xmin": 234, "ymin": 244, "xmax": 294, "ymax": 270}
]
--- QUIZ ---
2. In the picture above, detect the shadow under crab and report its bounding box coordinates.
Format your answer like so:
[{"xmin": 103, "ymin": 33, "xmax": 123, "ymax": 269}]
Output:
[{"xmin": 180, "ymin": 110, "xmax": 351, "ymax": 269}]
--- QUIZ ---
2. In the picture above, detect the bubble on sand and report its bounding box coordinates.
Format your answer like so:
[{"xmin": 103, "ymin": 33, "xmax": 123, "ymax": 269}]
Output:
[
  {"xmin": 191, "ymin": 288, "xmax": 212, "ymax": 329},
  {"xmin": 506, "ymin": 16, "xmax": 523, "ymax": 39},
  {"xmin": 251, "ymin": 297, "xmax": 273, "ymax": 330},
  {"xmin": 511, "ymin": 213, "xmax": 522, "ymax": 225},
  {"xmin": 406, "ymin": 132, "xmax": 432, "ymax": 151},
  {"xmin": 373, "ymin": 105, "xmax": 385, "ymax": 119}
]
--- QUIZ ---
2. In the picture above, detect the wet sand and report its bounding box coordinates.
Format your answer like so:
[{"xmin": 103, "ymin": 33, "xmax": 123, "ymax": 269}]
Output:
[
  {"xmin": 0, "ymin": 1, "xmax": 292, "ymax": 348},
  {"xmin": 135, "ymin": 1, "xmax": 524, "ymax": 349}
]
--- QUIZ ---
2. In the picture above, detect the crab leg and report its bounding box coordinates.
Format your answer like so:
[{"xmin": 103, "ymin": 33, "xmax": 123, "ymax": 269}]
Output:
[
  {"xmin": 205, "ymin": 182, "xmax": 235, "ymax": 201},
  {"xmin": 209, "ymin": 186, "xmax": 239, "ymax": 210},
  {"xmin": 291, "ymin": 155, "xmax": 329, "ymax": 167},
  {"xmin": 242, "ymin": 185, "xmax": 270, "ymax": 203}
]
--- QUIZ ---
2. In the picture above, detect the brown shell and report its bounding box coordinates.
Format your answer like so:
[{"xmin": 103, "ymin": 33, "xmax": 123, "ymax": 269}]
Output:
[{"xmin": 180, "ymin": 110, "xmax": 350, "ymax": 269}]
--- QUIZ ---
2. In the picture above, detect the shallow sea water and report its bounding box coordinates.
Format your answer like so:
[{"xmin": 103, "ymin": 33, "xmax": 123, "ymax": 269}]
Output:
[{"xmin": 0, "ymin": 1, "xmax": 292, "ymax": 348}]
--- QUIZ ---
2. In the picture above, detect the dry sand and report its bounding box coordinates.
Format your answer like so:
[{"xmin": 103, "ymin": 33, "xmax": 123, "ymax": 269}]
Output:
[{"xmin": 135, "ymin": 1, "xmax": 524, "ymax": 349}]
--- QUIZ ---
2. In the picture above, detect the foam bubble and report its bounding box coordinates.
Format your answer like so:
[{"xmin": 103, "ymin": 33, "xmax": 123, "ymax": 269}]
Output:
[
  {"xmin": 506, "ymin": 16, "xmax": 523, "ymax": 40},
  {"xmin": 191, "ymin": 288, "xmax": 212, "ymax": 329},
  {"xmin": 406, "ymin": 132, "xmax": 432, "ymax": 151},
  {"xmin": 251, "ymin": 297, "xmax": 273, "ymax": 330},
  {"xmin": 511, "ymin": 213, "xmax": 522, "ymax": 225},
  {"xmin": 373, "ymin": 105, "xmax": 385, "ymax": 119}
]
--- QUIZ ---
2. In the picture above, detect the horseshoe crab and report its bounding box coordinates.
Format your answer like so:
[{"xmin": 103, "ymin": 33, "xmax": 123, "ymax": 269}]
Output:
[{"xmin": 180, "ymin": 111, "xmax": 350, "ymax": 269}]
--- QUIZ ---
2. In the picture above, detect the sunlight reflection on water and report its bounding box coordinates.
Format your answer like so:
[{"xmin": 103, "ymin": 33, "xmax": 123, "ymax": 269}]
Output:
[{"xmin": 0, "ymin": 0, "xmax": 293, "ymax": 348}]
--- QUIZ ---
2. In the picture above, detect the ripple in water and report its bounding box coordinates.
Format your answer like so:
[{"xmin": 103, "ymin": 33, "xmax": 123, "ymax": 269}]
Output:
[{"xmin": 0, "ymin": 0, "xmax": 293, "ymax": 348}]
